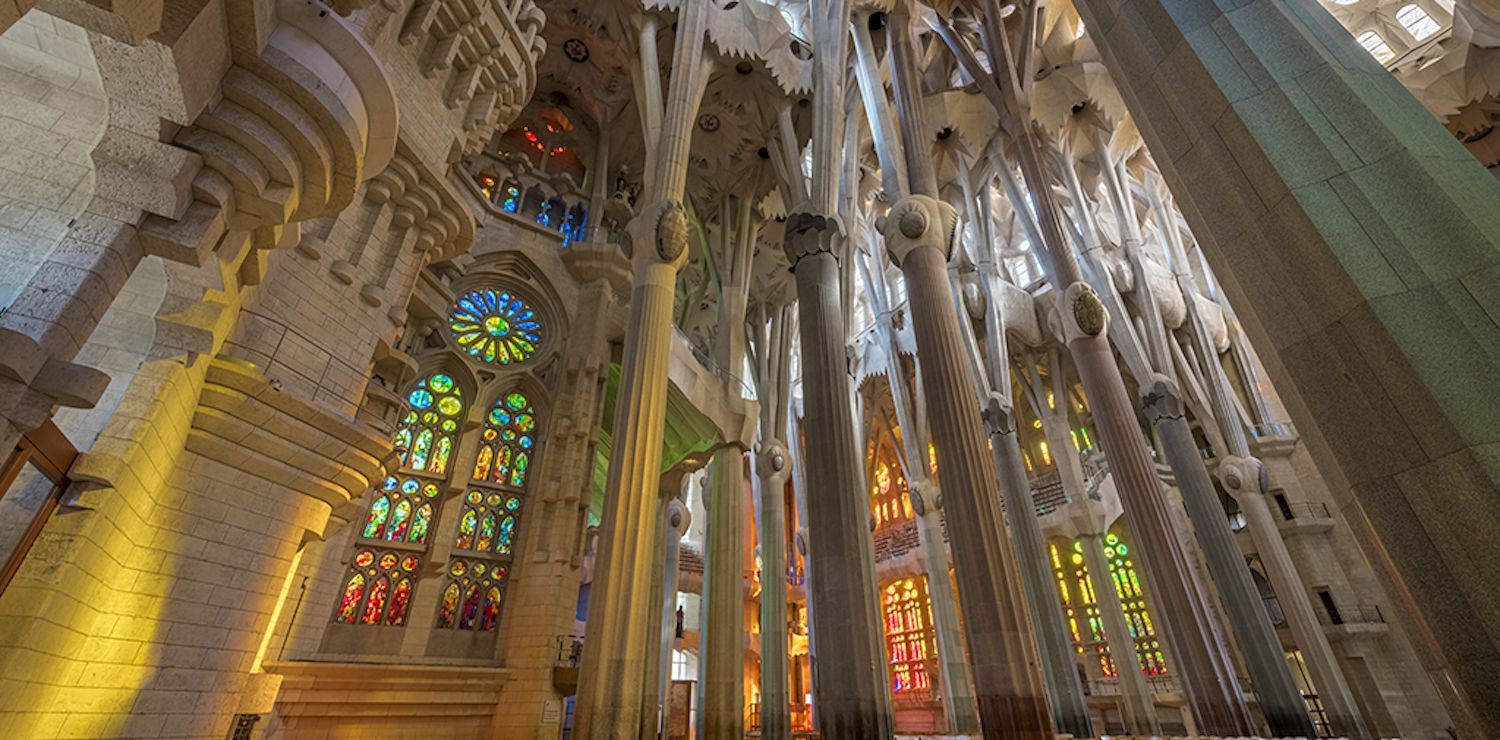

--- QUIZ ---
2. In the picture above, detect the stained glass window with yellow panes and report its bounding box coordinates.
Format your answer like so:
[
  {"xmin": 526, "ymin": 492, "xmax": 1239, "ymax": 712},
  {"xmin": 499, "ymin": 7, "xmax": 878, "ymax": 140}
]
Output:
[{"xmin": 881, "ymin": 576, "xmax": 936, "ymax": 693}]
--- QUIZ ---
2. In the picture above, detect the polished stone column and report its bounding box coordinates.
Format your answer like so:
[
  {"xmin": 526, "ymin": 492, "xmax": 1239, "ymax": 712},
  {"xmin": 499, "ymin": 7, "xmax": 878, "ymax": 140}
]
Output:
[
  {"xmin": 1073, "ymin": 0, "xmax": 1500, "ymax": 727},
  {"xmin": 1141, "ymin": 379, "xmax": 1318, "ymax": 736},
  {"xmin": 701, "ymin": 445, "xmax": 747, "ymax": 739},
  {"xmin": 782, "ymin": 212, "xmax": 893, "ymax": 738},
  {"xmin": 1222, "ymin": 455, "xmax": 1369, "ymax": 738},
  {"xmin": 882, "ymin": 196, "xmax": 1052, "ymax": 737}
]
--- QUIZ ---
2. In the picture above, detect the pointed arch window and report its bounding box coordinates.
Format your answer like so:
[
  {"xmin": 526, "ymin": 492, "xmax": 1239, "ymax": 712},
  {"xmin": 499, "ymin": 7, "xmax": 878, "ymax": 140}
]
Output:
[
  {"xmin": 439, "ymin": 389, "xmax": 539, "ymax": 631},
  {"xmin": 1049, "ymin": 534, "xmax": 1167, "ymax": 677},
  {"xmin": 334, "ymin": 550, "xmax": 421, "ymax": 626},
  {"xmin": 1357, "ymin": 31, "xmax": 1395, "ymax": 63},
  {"xmin": 362, "ymin": 476, "xmax": 442, "ymax": 545},
  {"xmin": 880, "ymin": 576, "xmax": 936, "ymax": 693},
  {"xmin": 1397, "ymin": 4, "xmax": 1440, "ymax": 41}
]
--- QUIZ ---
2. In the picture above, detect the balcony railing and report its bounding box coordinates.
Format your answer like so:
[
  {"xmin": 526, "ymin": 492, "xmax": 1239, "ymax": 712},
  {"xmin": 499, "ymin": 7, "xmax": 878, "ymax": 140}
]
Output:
[
  {"xmin": 1279, "ymin": 501, "xmax": 1330, "ymax": 522},
  {"xmin": 555, "ymin": 633, "xmax": 585, "ymax": 668}
]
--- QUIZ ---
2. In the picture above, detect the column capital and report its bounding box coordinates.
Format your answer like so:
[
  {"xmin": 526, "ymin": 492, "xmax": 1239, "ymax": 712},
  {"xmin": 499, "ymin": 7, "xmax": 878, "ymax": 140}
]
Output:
[
  {"xmin": 880, "ymin": 195, "xmax": 957, "ymax": 267},
  {"xmin": 1217, "ymin": 454, "xmax": 1269, "ymax": 500},
  {"xmin": 980, "ymin": 391, "xmax": 1016, "ymax": 436},
  {"xmin": 908, "ymin": 478, "xmax": 938, "ymax": 516},
  {"xmin": 1059, "ymin": 281, "xmax": 1109, "ymax": 344},
  {"xmin": 1139, "ymin": 374, "xmax": 1185, "ymax": 423},
  {"xmin": 754, "ymin": 438, "xmax": 790, "ymax": 478},
  {"xmin": 781, "ymin": 210, "xmax": 843, "ymax": 269},
  {"xmin": 624, "ymin": 200, "xmax": 690, "ymax": 271}
]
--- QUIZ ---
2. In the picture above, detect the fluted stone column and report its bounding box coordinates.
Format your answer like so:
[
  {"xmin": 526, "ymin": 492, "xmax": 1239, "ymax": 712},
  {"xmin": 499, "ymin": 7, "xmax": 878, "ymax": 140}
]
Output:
[
  {"xmin": 701, "ymin": 445, "xmax": 747, "ymax": 739},
  {"xmin": 882, "ymin": 196, "xmax": 1052, "ymax": 737},
  {"xmin": 756, "ymin": 440, "xmax": 792, "ymax": 740},
  {"xmin": 574, "ymin": 203, "xmax": 693, "ymax": 739},
  {"xmin": 981, "ymin": 394, "xmax": 1092, "ymax": 738},
  {"xmin": 1222, "ymin": 455, "xmax": 1368, "ymax": 738},
  {"xmin": 1072, "ymin": 0, "xmax": 1500, "ymax": 726},
  {"xmin": 782, "ymin": 212, "xmax": 893, "ymax": 738},
  {"xmin": 656, "ymin": 497, "xmax": 692, "ymax": 728},
  {"xmin": 1141, "ymin": 379, "xmax": 1318, "ymax": 736}
]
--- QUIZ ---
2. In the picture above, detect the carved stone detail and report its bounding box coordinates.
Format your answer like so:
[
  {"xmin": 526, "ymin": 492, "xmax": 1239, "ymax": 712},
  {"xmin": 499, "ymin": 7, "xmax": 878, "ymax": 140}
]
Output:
[
  {"xmin": 881, "ymin": 194, "xmax": 958, "ymax": 266},
  {"xmin": 781, "ymin": 210, "xmax": 843, "ymax": 268}
]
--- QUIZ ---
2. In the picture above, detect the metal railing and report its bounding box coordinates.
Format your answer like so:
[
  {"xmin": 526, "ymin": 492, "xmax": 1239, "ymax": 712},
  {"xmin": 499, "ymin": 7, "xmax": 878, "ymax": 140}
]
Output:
[{"xmin": 555, "ymin": 633, "xmax": 585, "ymax": 668}]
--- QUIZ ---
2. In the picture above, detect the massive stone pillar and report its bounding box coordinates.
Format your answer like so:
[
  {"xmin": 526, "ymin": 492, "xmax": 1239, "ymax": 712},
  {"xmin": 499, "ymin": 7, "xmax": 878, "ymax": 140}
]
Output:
[
  {"xmin": 701, "ymin": 446, "xmax": 747, "ymax": 739},
  {"xmin": 655, "ymin": 496, "xmax": 691, "ymax": 730},
  {"xmin": 782, "ymin": 213, "xmax": 893, "ymax": 738},
  {"xmin": 1072, "ymin": 0, "xmax": 1499, "ymax": 728}
]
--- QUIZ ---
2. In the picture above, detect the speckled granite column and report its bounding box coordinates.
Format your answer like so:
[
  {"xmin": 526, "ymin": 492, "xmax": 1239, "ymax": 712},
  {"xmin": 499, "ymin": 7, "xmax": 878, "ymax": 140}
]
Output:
[{"xmin": 1072, "ymin": 0, "xmax": 1500, "ymax": 728}]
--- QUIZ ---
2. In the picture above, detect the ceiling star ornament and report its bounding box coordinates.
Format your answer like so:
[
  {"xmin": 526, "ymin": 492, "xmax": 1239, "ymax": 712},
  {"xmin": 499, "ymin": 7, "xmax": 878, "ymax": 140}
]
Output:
[{"xmin": 449, "ymin": 289, "xmax": 542, "ymax": 365}]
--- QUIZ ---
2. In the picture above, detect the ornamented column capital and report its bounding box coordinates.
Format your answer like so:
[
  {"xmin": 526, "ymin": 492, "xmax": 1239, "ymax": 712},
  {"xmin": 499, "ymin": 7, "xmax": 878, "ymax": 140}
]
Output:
[
  {"xmin": 1217, "ymin": 455, "xmax": 1269, "ymax": 500},
  {"xmin": 880, "ymin": 195, "xmax": 958, "ymax": 266},
  {"xmin": 755, "ymin": 439, "xmax": 790, "ymax": 479},
  {"xmin": 908, "ymin": 478, "xmax": 938, "ymax": 516},
  {"xmin": 1139, "ymin": 374, "xmax": 1186, "ymax": 423},
  {"xmin": 981, "ymin": 391, "xmax": 1017, "ymax": 436},
  {"xmin": 781, "ymin": 210, "xmax": 844, "ymax": 269},
  {"xmin": 1059, "ymin": 281, "xmax": 1109, "ymax": 343},
  {"xmin": 625, "ymin": 200, "xmax": 691, "ymax": 270}
]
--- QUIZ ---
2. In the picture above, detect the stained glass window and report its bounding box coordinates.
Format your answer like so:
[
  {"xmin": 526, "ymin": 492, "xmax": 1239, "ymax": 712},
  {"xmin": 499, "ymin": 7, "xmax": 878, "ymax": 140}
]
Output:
[
  {"xmin": 472, "ymin": 391, "xmax": 539, "ymax": 488},
  {"xmin": 394, "ymin": 373, "xmax": 464, "ymax": 475},
  {"xmin": 881, "ymin": 577, "xmax": 936, "ymax": 693},
  {"xmin": 448, "ymin": 290, "xmax": 542, "ymax": 365},
  {"xmin": 453, "ymin": 489, "xmax": 526, "ymax": 558},
  {"xmin": 435, "ymin": 558, "xmax": 508, "ymax": 632},
  {"xmin": 334, "ymin": 549, "xmax": 420, "ymax": 625},
  {"xmin": 1049, "ymin": 535, "xmax": 1167, "ymax": 677},
  {"xmin": 868, "ymin": 439, "xmax": 913, "ymax": 530},
  {"xmin": 360, "ymin": 476, "xmax": 442, "ymax": 545}
]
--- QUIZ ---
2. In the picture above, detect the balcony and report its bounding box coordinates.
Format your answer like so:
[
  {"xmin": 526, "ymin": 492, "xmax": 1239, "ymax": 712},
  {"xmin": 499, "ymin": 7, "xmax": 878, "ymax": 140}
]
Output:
[
  {"xmin": 1319, "ymin": 602, "xmax": 1389, "ymax": 640},
  {"xmin": 553, "ymin": 633, "xmax": 584, "ymax": 695},
  {"xmin": 1275, "ymin": 500, "xmax": 1335, "ymax": 536}
]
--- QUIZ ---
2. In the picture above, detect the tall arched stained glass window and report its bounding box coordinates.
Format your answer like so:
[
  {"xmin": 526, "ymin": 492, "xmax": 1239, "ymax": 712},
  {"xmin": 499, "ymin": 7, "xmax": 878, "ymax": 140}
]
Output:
[
  {"xmin": 395, "ymin": 373, "xmax": 465, "ymax": 475},
  {"xmin": 880, "ymin": 577, "xmax": 936, "ymax": 693},
  {"xmin": 448, "ymin": 290, "xmax": 542, "ymax": 366},
  {"xmin": 336, "ymin": 371, "xmax": 465, "ymax": 632},
  {"xmin": 334, "ymin": 550, "xmax": 421, "ymax": 626},
  {"xmin": 1048, "ymin": 535, "xmax": 1167, "ymax": 677},
  {"xmin": 439, "ymin": 389, "xmax": 539, "ymax": 632}
]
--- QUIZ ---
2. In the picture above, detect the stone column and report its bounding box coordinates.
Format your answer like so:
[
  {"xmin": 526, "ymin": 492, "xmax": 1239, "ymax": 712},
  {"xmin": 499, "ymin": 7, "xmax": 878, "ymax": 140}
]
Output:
[
  {"xmin": 882, "ymin": 196, "xmax": 1052, "ymax": 737},
  {"xmin": 982, "ymin": 395, "xmax": 1093, "ymax": 738},
  {"xmin": 573, "ymin": 203, "xmax": 693, "ymax": 740},
  {"xmin": 1222, "ymin": 455, "xmax": 1369, "ymax": 737},
  {"xmin": 782, "ymin": 213, "xmax": 893, "ymax": 738},
  {"xmin": 755, "ymin": 440, "xmax": 792, "ymax": 740},
  {"xmin": 1073, "ymin": 0, "xmax": 1500, "ymax": 727},
  {"xmin": 657, "ymin": 496, "xmax": 691, "ymax": 726},
  {"xmin": 701, "ymin": 446, "xmax": 747, "ymax": 739},
  {"xmin": 1075, "ymin": 526, "xmax": 1160, "ymax": 735},
  {"xmin": 1140, "ymin": 379, "xmax": 1318, "ymax": 736}
]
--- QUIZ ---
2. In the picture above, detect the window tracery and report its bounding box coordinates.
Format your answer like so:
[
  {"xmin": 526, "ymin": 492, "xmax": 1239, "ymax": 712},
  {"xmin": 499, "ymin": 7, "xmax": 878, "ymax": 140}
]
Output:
[
  {"xmin": 435, "ymin": 558, "xmax": 508, "ymax": 632},
  {"xmin": 881, "ymin": 577, "xmax": 935, "ymax": 693},
  {"xmin": 335, "ymin": 550, "xmax": 422, "ymax": 626},
  {"xmin": 449, "ymin": 289, "xmax": 542, "ymax": 366},
  {"xmin": 395, "ymin": 373, "xmax": 464, "ymax": 475}
]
